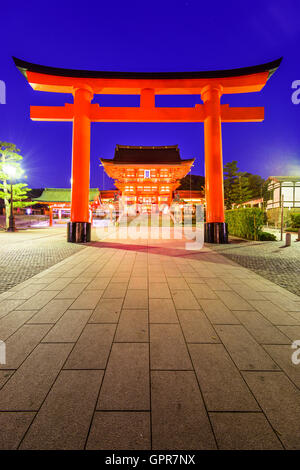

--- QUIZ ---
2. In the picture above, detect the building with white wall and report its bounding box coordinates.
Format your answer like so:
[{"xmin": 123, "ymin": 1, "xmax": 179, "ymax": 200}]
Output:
[{"xmin": 267, "ymin": 176, "xmax": 300, "ymax": 209}]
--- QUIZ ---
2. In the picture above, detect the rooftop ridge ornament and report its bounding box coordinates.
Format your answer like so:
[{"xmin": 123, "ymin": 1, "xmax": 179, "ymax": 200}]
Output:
[{"xmin": 13, "ymin": 57, "xmax": 282, "ymax": 243}]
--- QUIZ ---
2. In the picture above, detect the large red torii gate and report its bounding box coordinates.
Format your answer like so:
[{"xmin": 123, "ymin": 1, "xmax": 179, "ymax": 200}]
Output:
[{"xmin": 13, "ymin": 57, "xmax": 281, "ymax": 243}]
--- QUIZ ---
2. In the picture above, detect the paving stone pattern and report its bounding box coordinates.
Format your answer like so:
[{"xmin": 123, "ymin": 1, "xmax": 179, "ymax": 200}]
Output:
[
  {"xmin": 0, "ymin": 229, "xmax": 83, "ymax": 293},
  {"xmin": 210, "ymin": 238, "xmax": 300, "ymax": 297},
  {"xmin": 0, "ymin": 231, "xmax": 299, "ymax": 449}
]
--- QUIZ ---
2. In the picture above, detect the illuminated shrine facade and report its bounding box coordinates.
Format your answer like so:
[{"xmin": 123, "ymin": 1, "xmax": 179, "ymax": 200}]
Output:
[{"xmin": 101, "ymin": 145, "xmax": 194, "ymax": 210}]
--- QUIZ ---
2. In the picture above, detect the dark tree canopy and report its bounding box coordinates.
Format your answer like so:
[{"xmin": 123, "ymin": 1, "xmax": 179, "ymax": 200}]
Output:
[{"xmin": 178, "ymin": 174, "xmax": 205, "ymax": 191}]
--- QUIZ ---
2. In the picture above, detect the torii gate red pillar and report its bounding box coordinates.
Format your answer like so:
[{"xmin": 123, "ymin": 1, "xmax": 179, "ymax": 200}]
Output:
[
  {"xmin": 202, "ymin": 84, "xmax": 226, "ymax": 242},
  {"xmin": 68, "ymin": 87, "xmax": 93, "ymax": 242},
  {"xmin": 13, "ymin": 56, "xmax": 281, "ymax": 243}
]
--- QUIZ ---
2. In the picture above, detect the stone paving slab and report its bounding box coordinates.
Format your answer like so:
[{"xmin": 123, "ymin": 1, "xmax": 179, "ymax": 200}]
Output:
[
  {"xmin": 228, "ymin": 282, "xmax": 266, "ymax": 301},
  {"xmin": 198, "ymin": 299, "xmax": 239, "ymax": 324},
  {"xmin": 27, "ymin": 299, "xmax": 74, "ymax": 324},
  {"xmin": 262, "ymin": 292, "xmax": 300, "ymax": 312},
  {"xmin": 89, "ymin": 298, "xmax": 123, "ymax": 323},
  {"xmin": 190, "ymin": 283, "xmax": 218, "ymax": 300},
  {"xmin": 0, "ymin": 412, "xmax": 36, "ymax": 450},
  {"xmin": 115, "ymin": 309, "xmax": 148, "ymax": 342},
  {"xmin": 0, "ymin": 228, "xmax": 300, "ymax": 449},
  {"xmin": 123, "ymin": 289, "xmax": 148, "ymax": 309},
  {"xmin": 0, "ymin": 299, "xmax": 27, "ymax": 319},
  {"xmin": 55, "ymin": 282, "xmax": 88, "ymax": 300},
  {"xmin": 277, "ymin": 325, "xmax": 300, "ymax": 341},
  {"xmin": 97, "ymin": 343, "xmax": 150, "ymax": 411},
  {"xmin": 149, "ymin": 282, "xmax": 171, "ymax": 299},
  {"xmin": 86, "ymin": 277, "xmax": 111, "ymax": 290},
  {"xmin": 0, "ymin": 371, "xmax": 13, "ymax": 389},
  {"xmin": 42, "ymin": 309, "xmax": 92, "ymax": 343},
  {"xmin": 172, "ymin": 289, "xmax": 199, "ymax": 310},
  {"xmin": 167, "ymin": 277, "xmax": 190, "ymax": 291},
  {"xmin": 149, "ymin": 299, "xmax": 177, "ymax": 323},
  {"xmin": 151, "ymin": 371, "xmax": 216, "ymax": 450},
  {"xmin": 70, "ymin": 289, "xmax": 103, "ymax": 310},
  {"xmin": 6, "ymin": 284, "xmax": 45, "ymax": 300},
  {"xmin": 215, "ymin": 291, "xmax": 253, "ymax": 311},
  {"xmin": 15, "ymin": 290, "xmax": 60, "ymax": 311},
  {"xmin": 243, "ymin": 372, "xmax": 300, "ymax": 449},
  {"xmin": 150, "ymin": 324, "xmax": 193, "ymax": 370},
  {"xmin": 214, "ymin": 325, "xmax": 279, "ymax": 371},
  {"xmin": 20, "ymin": 370, "xmax": 103, "ymax": 450},
  {"xmin": 249, "ymin": 300, "xmax": 299, "ymax": 326},
  {"xmin": 43, "ymin": 277, "xmax": 73, "ymax": 291},
  {"xmin": 128, "ymin": 277, "xmax": 148, "ymax": 290},
  {"xmin": 263, "ymin": 344, "xmax": 300, "ymax": 389},
  {"xmin": 177, "ymin": 309, "xmax": 219, "ymax": 343},
  {"xmin": 0, "ymin": 324, "xmax": 52, "ymax": 369},
  {"xmin": 232, "ymin": 310, "xmax": 291, "ymax": 345},
  {"xmin": 86, "ymin": 412, "xmax": 151, "ymax": 450},
  {"xmin": 209, "ymin": 412, "xmax": 283, "ymax": 450},
  {"xmin": 0, "ymin": 310, "xmax": 38, "ymax": 340},
  {"xmin": 103, "ymin": 282, "xmax": 128, "ymax": 299},
  {"xmin": 189, "ymin": 344, "xmax": 259, "ymax": 411},
  {"xmin": 64, "ymin": 324, "xmax": 116, "ymax": 370},
  {"xmin": 0, "ymin": 343, "xmax": 73, "ymax": 410}
]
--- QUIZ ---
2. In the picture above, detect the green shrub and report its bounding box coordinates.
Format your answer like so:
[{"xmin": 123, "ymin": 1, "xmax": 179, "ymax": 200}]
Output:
[
  {"xmin": 290, "ymin": 213, "xmax": 300, "ymax": 228},
  {"xmin": 266, "ymin": 207, "xmax": 300, "ymax": 228},
  {"xmin": 285, "ymin": 227, "xmax": 299, "ymax": 232},
  {"xmin": 258, "ymin": 232, "xmax": 277, "ymax": 241},
  {"xmin": 225, "ymin": 208, "xmax": 264, "ymax": 240}
]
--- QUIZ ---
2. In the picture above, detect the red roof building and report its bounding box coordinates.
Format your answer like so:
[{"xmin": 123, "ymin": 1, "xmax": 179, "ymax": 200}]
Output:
[{"xmin": 101, "ymin": 145, "xmax": 196, "ymax": 211}]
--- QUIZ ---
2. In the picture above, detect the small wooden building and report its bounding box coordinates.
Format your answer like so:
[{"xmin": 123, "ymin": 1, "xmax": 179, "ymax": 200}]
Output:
[{"xmin": 34, "ymin": 188, "xmax": 99, "ymax": 225}]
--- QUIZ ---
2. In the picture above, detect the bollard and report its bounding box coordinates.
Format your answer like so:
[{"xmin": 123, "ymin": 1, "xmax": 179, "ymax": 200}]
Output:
[
  {"xmin": 286, "ymin": 232, "xmax": 291, "ymax": 246},
  {"xmin": 0, "ymin": 340, "xmax": 6, "ymax": 365}
]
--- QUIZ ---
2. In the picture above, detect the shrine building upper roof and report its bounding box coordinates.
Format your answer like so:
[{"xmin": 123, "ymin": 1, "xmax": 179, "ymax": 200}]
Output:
[{"xmin": 101, "ymin": 145, "xmax": 194, "ymax": 166}]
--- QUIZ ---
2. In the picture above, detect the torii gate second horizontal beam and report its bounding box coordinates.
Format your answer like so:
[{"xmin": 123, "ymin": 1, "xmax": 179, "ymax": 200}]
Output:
[{"xmin": 30, "ymin": 103, "xmax": 264, "ymax": 123}]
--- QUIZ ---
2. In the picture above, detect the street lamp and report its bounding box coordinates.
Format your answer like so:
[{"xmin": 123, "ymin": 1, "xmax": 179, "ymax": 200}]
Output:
[{"xmin": 3, "ymin": 165, "xmax": 17, "ymax": 232}]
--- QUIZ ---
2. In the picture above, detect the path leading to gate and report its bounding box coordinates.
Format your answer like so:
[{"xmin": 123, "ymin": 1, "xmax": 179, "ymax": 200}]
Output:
[{"xmin": 0, "ymin": 229, "xmax": 300, "ymax": 449}]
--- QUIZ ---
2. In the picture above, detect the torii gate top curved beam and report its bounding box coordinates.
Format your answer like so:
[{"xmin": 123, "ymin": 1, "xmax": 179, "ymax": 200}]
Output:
[{"xmin": 13, "ymin": 57, "xmax": 282, "ymax": 95}]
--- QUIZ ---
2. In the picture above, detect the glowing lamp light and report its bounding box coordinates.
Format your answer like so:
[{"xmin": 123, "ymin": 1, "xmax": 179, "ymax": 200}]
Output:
[{"xmin": 3, "ymin": 165, "xmax": 17, "ymax": 178}]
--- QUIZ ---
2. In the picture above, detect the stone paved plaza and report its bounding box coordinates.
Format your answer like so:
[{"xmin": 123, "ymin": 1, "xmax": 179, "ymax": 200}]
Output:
[
  {"xmin": 0, "ymin": 228, "xmax": 84, "ymax": 293},
  {"xmin": 210, "ymin": 236, "xmax": 300, "ymax": 297},
  {"xmin": 0, "ymin": 227, "xmax": 300, "ymax": 450}
]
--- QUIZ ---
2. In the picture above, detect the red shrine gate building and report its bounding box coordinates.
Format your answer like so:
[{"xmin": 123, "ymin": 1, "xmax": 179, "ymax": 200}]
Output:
[
  {"xmin": 100, "ymin": 145, "xmax": 195, "ymax": 211},
  {"xmin": 13, "ymin": 56, "xmax": 281, "ymax": 243}
]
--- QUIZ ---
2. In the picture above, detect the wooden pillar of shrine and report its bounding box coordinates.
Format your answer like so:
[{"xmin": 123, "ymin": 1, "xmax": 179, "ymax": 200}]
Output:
[
  {"xmin": 49, "ymin": 206, "xmax": 53, "ymax": 227},
  {"xmin": 67, "ymin": 87, "xmax": 93, "ymax": 243},
  {"xmin": 201, "ymin": 85, "xmax": 228, "ymax": 243}
]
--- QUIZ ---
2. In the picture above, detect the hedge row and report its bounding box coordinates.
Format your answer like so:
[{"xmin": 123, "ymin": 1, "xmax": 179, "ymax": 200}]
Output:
[
  {"xmin": 290, "ymin": 212, "xmax": 300, "ymax": 228},
  {"xmin": 266, "ymin": 207, "xmax": 300, "ymax": 227},
  {"xmin": 225, "ymin": 208, "xmax": 264, "ymax": 240}
]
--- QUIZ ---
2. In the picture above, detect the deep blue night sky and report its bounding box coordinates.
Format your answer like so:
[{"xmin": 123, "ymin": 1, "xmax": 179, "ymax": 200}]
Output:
[{"xmin": 0, "ymin": 0, "xmax": 299, "ymax": 189}]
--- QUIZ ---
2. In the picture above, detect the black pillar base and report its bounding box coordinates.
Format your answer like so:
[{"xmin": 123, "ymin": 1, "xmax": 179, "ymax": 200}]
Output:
[
  {"xmin": 204, "ymin": 222, "xmax": 228, "ymax": 244},
  {"xmin": 67, "ymin": 222, "xmax": 91, "ymax": 243}
]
